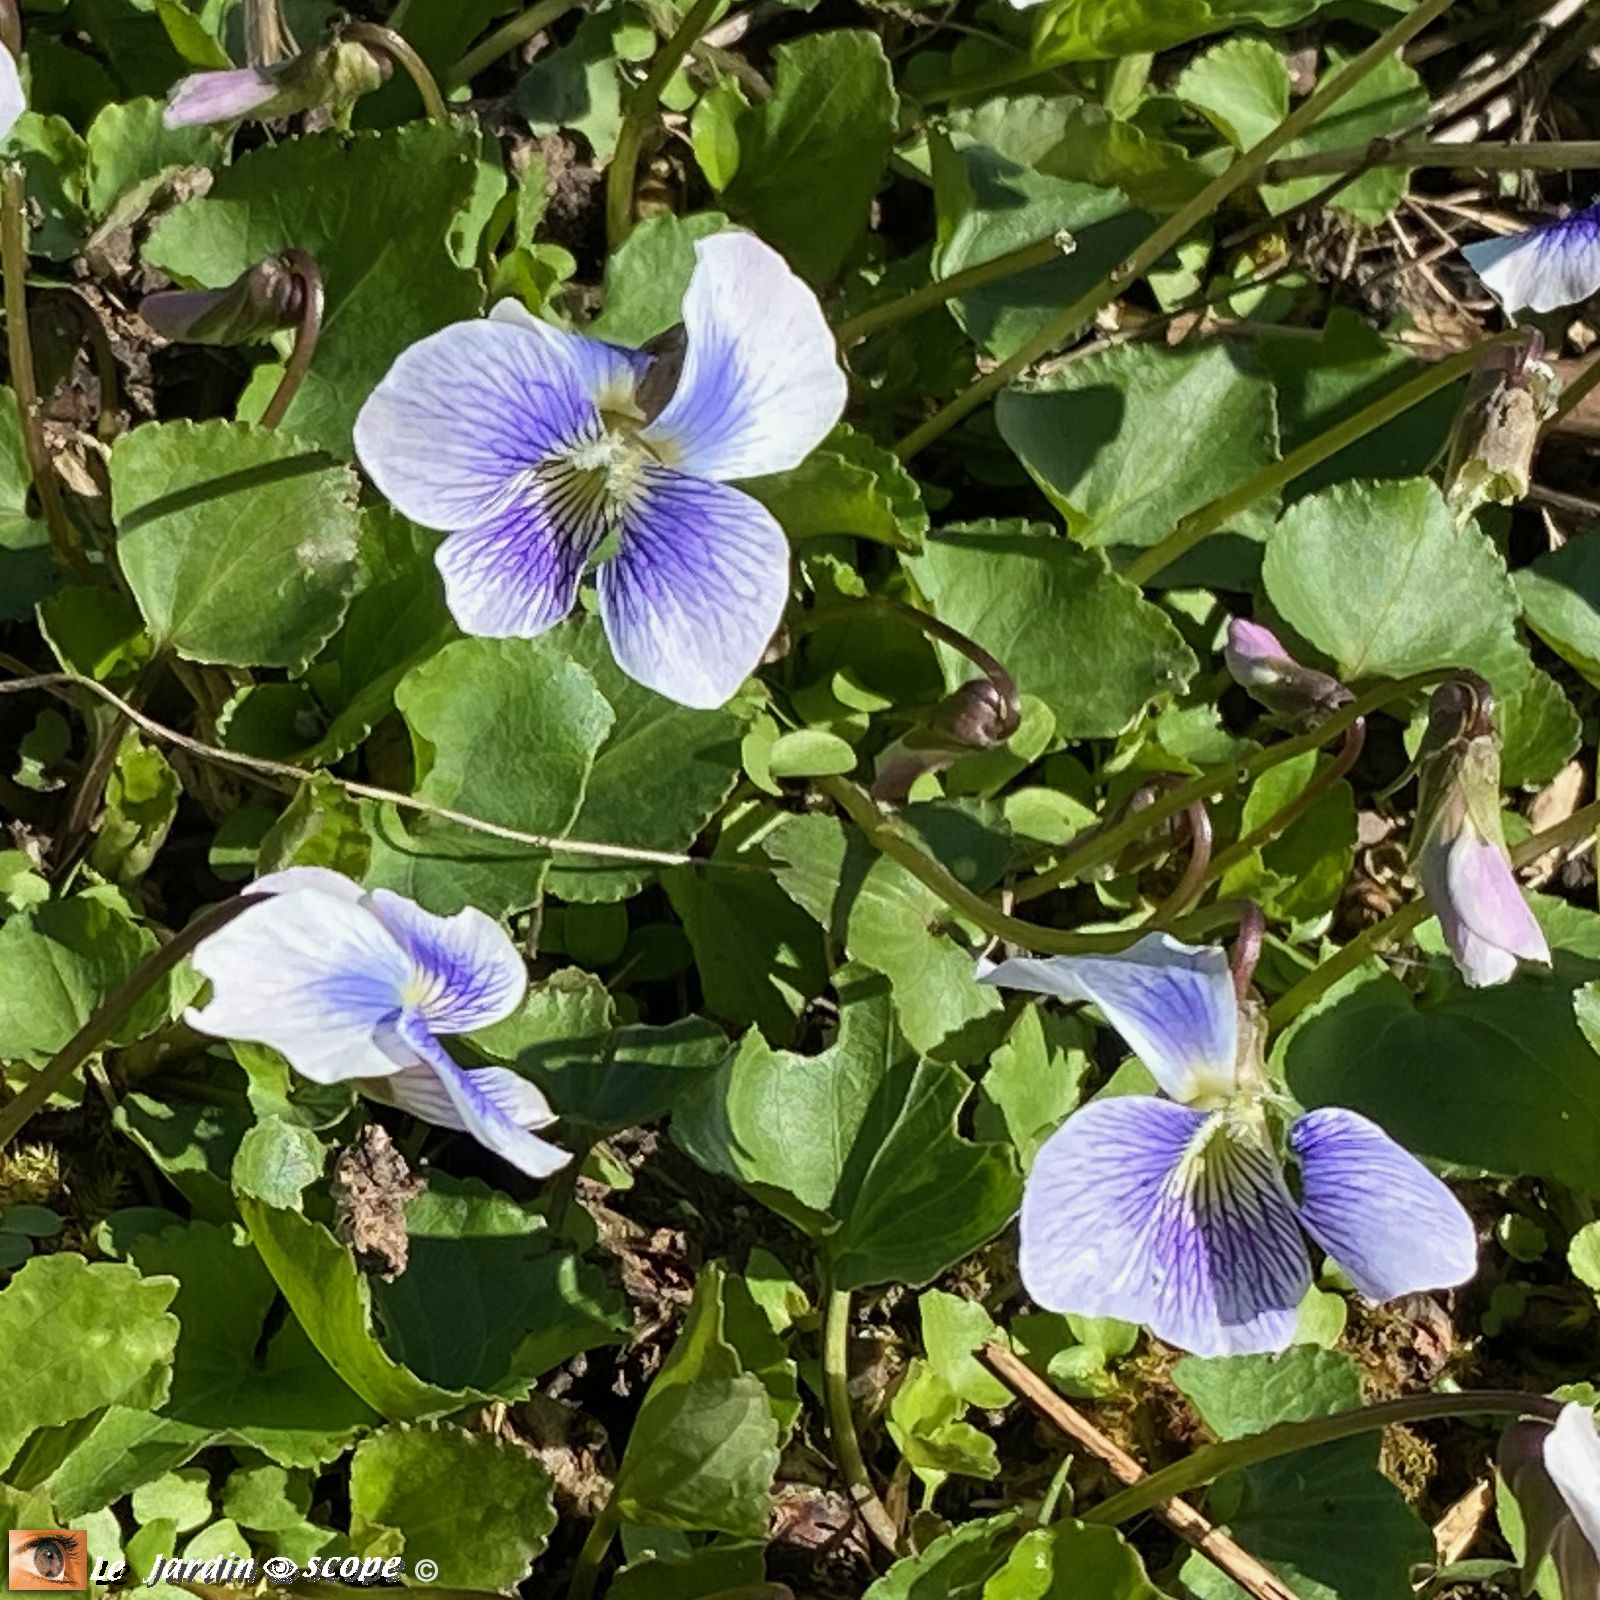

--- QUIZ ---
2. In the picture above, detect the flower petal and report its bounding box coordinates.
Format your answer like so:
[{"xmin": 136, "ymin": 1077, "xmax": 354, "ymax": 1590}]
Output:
[
  {"xmin": 187, "ymin": 890, "xmax": 411, "ymax": 1083},
  {"xmin": 434, "ymin": 480, "xmax": 606, "ymax": 638},
  {"xmin": 1463, "ymin": 209, "xmax": 1600, "ymax": 314},
  {"xmin": 1020, "ymin": 1097, "xmax": 1309, "ymax": 1357},
  {"xmin": 354, "ymin": 319, "xmax": 599, "ymax": 531},
  {"xmin": 362, "ymin": 889, "xmax": 526, "ymax": 1035},
  {"xmin": 248, "ymin": 866, "xmax": 367, "ymax": 902},
  {"xmin": 487, "ymin": 298, "xmax": 648, "ymax": 414},
  {"xmin": 1547, "ymin": 1404, "xmax": 1600, "ymax": 1560},
  {"xmin": 1289, "ymin": 1107, "xmax": 1478, "ymax": 1302},
  {"xmin": 0, "ymin": 47, "xmax": 24, "ymax": 144},
  {"xmin": 979, "ymin": 933, "xmax": 1238, "ymax": 1104},
  {"xmin": 639, "ymin": 231, "xmax": 847, "ymax": 481},
  {"xmin": 599, "ymin": 466, "xmax": 789, "ymax": 708},
  {"xmin": 163, "ymin": 67, "xmax": 280, "ymax": 129},
  {"xmin": 1445, "ymin": 830, "xmax": 1550, "ymax": 979},
  {"xmin": 388, "ymin": 1027, "xmax": 569, "ymax": 1179}
]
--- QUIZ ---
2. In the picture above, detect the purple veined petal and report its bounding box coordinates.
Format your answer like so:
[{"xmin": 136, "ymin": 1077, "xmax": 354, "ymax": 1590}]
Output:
[
  {"xmin": 389, "ymin": 1024, "xmax": 569, "ymax": 1179},
  {"xmin": 638, "ymin": 231, "xmax": 847, "ymax": 482},
  {"xmin": 979, "ymin": 933, "xmax": 1239, "ymax": 1105},
  {"xmin": 433, "ymin": 472, "xmax": 609, "ymax": 638},
  {"xmin": 1289, "ymin": 1107, "xmax": 1478, "ymax": 1303},
  {"xmin": 487, "ymin": 298, "xmax": 648, "ymax": 416},
  {"xmin": 1020, "ymin": 1097, "xmax": 1310, "ymax": 1358},
  {"xmin": 163, "ymin": 66, "xmax": 280, "ymax": 129},
  {"xmin": 248, "ymin": 866, "xmax": 367, "ymax": 902},
  {"xmin": 362, "ymin": 889, "xmax": 526, "ymax": 1035},
  {"xmin": 187, "ymin": 890, "xmax": 412, "ymax": 1083},
  {"xmin": 599, "ymin": 465, "xmax": 789, "ymax": 708},
  {"xmin": 1462, "ymin": 207, "xmax": 1600, "ymax": 314},
  {"xmin": 0, "ymin": 48, "xmax": 24, "ymax": 145},
  {"xmin": 353, "ymin": 319, "xmax": 601, "ymax": 532},
  {"xmin": 1547, "ymin": 1404, "xmax": 1600, "ymax": 1561}
]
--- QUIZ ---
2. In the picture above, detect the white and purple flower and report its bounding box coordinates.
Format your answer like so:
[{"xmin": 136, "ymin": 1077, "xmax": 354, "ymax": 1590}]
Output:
[
  {"xmin": 352, "ymin": 231, "xmax": 847, "ymax": 709},
  {"xmin": 1500, "ymin": 1402, "xmax": 1600, "ymax": 1600},
  {"xmin": 979, "ymin": 934, "xmax": 1478, "ymax": 1357},
  {"xmin": 0, "ymin": 39, "xmax": 25, "ymax": 144},
  {"xmin": 1462, "ymin": 205, "xmax": 1600, "ymax": 315},
  {"xmin": 188, "ymin": 868, "xmax": 567, "ymax": 1179}
]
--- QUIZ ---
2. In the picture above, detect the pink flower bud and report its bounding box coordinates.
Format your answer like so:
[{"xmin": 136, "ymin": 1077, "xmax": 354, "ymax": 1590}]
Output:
[
  {"xmin": 1224, "ymin": 618, "xmax": 1351, "ymax": 724},
  {"xmin": 141, "ymin": 255, "xmax": 307, "ymax": 346},
  {"xmin": 1499, "ymin": 1406, "xmax": 1600, "ymax": 1600}
]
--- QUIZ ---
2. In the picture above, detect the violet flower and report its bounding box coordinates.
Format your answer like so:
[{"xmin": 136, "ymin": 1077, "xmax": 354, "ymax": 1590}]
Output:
[
  {"xmin": 188, "ymin": 867, "xmax": 567, "ymax": 1179},
  {"xmin": 1462, "ymin": 206, "xmax": 1600, "ymax": 314},
  {"xmin": 979, "ymin": 934, "xmax": 1478, "ymax": 1357},
  {"xmin": 1224, "ymin": 617, "xmax": 1351, "ymax": 725},
  {"xmin": 1412, "ymin": 682, "xmax": 1550, "ymax": 988},
  {"xmin": 353, "ymin": 232, "xmax": 847, "ymax": 709},
  {"xmin": 0, "ymin": 45, "xmax": 22, "ymax": 144},
  {"xmin": 1499, "ymin": 1403, "xmax": 1600, "ymax": 1600},
  {"xmin": 163, "ymin": 41, "xmax": 383, "ymax": 130}
]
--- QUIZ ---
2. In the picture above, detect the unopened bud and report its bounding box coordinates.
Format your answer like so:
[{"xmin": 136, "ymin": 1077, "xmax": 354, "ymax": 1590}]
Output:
[
  {"xmin": 163, "ymin": 40, "xmax": 385, "ymax": 130},
  {"xmin": 1444, "ymin": 333, "xmax": 1558, "ymax": 522},
  {"xmin": 141, "ymin": 256, "xmax": 307, "ymax": 346},
  {"xmin": 1224, "ymin": 618, "xmax": 1351, "ymax": 725},
  {"xmin": 870, "ymin": 677, "xmax": 1020, "ymax": 802}
]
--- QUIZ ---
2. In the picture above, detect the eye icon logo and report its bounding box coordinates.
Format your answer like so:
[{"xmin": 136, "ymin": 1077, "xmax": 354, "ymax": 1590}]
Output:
[{"xmin": 7, "ymin": 1532, "xmax": 88, "ymax": 1592}]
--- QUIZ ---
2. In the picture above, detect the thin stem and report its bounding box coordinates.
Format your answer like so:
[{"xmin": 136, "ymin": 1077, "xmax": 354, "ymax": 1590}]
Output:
[
  {"xmin": 566, "ymin": 1497, "xmax": 619, "ymax": 1600},
  {"xmin": 1124, "ymin": 337, "xmax": 1507, "ymax": 586},
  {"xmin": 1014, "ymin": 671, "xmax": 1457, "ymax": 906},
  {"xmin": 606, "ymin": 0, "xmax": 722, "ymax": 250},
  {"xmin": 341, "ymin": 22, "xmax": 450, "ymax": 122},
  {"xmin": 822, "ymin": 1283, "xmax": 902, "ymax": 1557},
  {"xmin": 1548, "ymin": 343, "xmax": 1600, "ymax": 428},
  {"xmin": 1230, "ymin": 903, "xmax": 1265, "ymax": 1001},
  {"xmin": 1268, "ymin": 138, "xmax": 1600, "ymax": 180},
  {"xmin": 891, "ymin": 0, "xmax": 1461, "ymax": 462},
  {"xmin": 258, "ymin": 250, "xmax": 324, "ymax": 431},
  {"xmin": 1, "ymin": 166, "xmax": 89, "ymax": 581},
  {"xmin": 0, "ymin": 899, "xmax": 251, "ymax": 1151},
  {"xmin": 447, "ymin": 0, "xmax": 577, "ymax": 88},
  {"xmin": 1202, "ymin": 719, "xmax": 1366, "ymax": 889},
  {"xmin": 1083, "ymin": 1391, "xmax": 1560, "ymax": 1528},
  {"xmin": 1145, "ymin": 802, "xmax": 1212, "ymax": 928}
]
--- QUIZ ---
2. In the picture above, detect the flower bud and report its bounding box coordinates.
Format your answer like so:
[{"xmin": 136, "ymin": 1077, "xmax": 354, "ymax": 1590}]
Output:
[
  {"xmin": 1224, "ymin": 618, "xmax": 1351, "ymax": 725},
  {"xmin": 1444, "ymin": 334, "xmax": 1558, "ymax": 523},
  {"xmin": 870, "ymin": 678, "xmax": 1020, "ymax": 802},
  {"xmin": 1498, "ymin": 1406, "xmax": 1600, "ymax": 1600},
  {"xmin": 163, "ymin": 40, "xmax": 385, "ymax": 130},
  {"xmin": 1411, "ymin": 679, "xmax": 1550, "ymax": 988},
  {"xmin": 141, "ymin": 255, "xmax": 307, "ymax": 346}
]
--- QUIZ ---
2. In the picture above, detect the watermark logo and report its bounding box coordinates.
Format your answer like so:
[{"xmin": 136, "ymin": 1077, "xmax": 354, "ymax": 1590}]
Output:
[{"xmin": 8, "ymin": 1531, "xmax": 88, "ymax": 1592}]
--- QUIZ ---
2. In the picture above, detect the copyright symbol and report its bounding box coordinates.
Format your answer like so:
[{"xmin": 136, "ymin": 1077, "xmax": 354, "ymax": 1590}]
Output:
[
  {"xmin": 412, "ymin": 1561, "xmax": 438, "ymax": 1583},
  {"xmin": 263, "ymin": 1558, "xmax": 297, "ymax": 1584}
]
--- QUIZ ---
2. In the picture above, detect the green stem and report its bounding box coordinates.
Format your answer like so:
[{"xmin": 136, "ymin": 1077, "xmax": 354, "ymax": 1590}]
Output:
[
  {"xmin": 890, "ymin": 0, "xmax": 1461, "ymax": 462},
  {"xmin": 1549, "ymin": 343, "xmax": 1600, "ymax": 428},
  {"xmin": 1124, "ymin": 334, "xmax": 1507, "ymax": 586},
  {"xmin": 1269, "ymin": 138, "xmax": 1600, "ymax": 181},
  {"xmin": 822, "ymin": 1283, "xmax": 902, "ymax": 1556},
  {"xmin": 1, "ymin": 165, "xmax": 89, "ymax": 582},
  {"xmin": 566, "ymin": 1498, "xmax": 620, "ymax": 1600},
  {"xmin": 341, "ymin": 22, "xmax": 450, "ymax": 121},
  {"xmin": 1014, "ymin": 671, "xmax": 1457, "ymax": 906},
  {"xmin": 0, "ymin": 899, "xmax": 250, "ymax": 1151},
  {"xmin": 447, "ymin": 0, "xmax": 577, "ymax": 88},
  {"xmin": 606, "ymin": 0, "xmax": 721, "ymax": 250},
  {"xmin": 258, "ymin": 250, "xmax": 323, "ymax": 431},
  {"xmin": 1084, "ymin": 1391, "xmax": 1559, "ymax": 1528}
]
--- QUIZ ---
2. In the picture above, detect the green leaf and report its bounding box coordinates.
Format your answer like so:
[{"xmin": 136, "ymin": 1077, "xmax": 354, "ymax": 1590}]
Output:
[
  {"xmin": 862, "ymin": 1512, "xmax": 1024, "ymax": 1600},
  {"xmin": 763, "ymin": 813, "xmax": 1004, "ymax": 1056},
  {"xmin": 921, "ymin": 1289, "xmax": 1014, "ymax": 1410},
  {"xmin": 0, "ymin": 386, "xmax": 52, "ymax": 623},
  {"xmin": 983, "ymin": 1520, "xmax": 1163, "ymax": 1599},
  {"xmin": 722, "ymin": 31, "xmax": 898, "ymax": 283},
  {"xmin": 614, "ymin": 1265, "xmax": 781, "ymax": 1536},
  {"xmin": 349, "ymin": 1425, "xmax": 556, "ymax": 1589},
  {"xmin": 545, "ymin": 619, "xmax": 747, "ymax": 902},
  {"xmin": 674, "ymin": 969, "xmax": 1020, "ymax": 1288},
  {"xmin": 996, "ymin": 342, "xmax": 1279, "ymax": 550},
  {"xmin": 112, "ymin": 421, "xmax": 360, "ymax": 672},
  {"xmin": 0, "ymin": 893, "xmax": 166, "ymax": 1067},
  {"xmin": 125, "ymin": 1218, "xmax": 378, "ymax": 1467},
  {"xmin": 143, "ymin": 123, "xmax": 483, "ymax": 452},
  {"xmin": 116, "ymin": 1082, "xmax": 255, "ymax": 1226},
  {"xmin": 516, "ymin": 13, "xmax": 627, "ymax": 163},
  {"xmin": 691, "ymin": 74, "xmax": 748, "ymax": 191},
  {"xmin": 1277, "ymin": 959, "xmax": 1600, "ymax": 1196},
  {"xmin": 1262, "ymin": 479, "xmax": 1527, "ymax": 697},
  {"xmin": 930, "ymin": 135, "xmax": 1151, "ymax": 362},
  {"xmin": 1032, "ymin": 0, "xmax": 1325, "ymax": 65},
  {"xmin": 1516, "ymin": 531, "xmax": 1600, "ymax": 688},
  {"xmin": 590, "ymin": 211, "xmax": 731, "ymax": 347},
  {"xmin": 978, "ymin": 1005, "xmax": 1091, "ymax": 1166},
  {"xmin": 1175, "ymin": 38, "xmax": 1288, "ymax": 150},
  {"xmin": 1570, "ymin": 1223, "xmax": 1600, "ymax": 1295},
  {"xmin": 220, "ymin": 1464, "xmax": 313, "ymax": 1533},
  {"xmin": 1498, "ymin": 667, "xmax": 1581, "ymax": 790},
  {"xmin": 0, "ymin": 1256, "xmax": 180, "ymax": 1473},
  {"xmin": 131, "ymin": 1469, "xmax": 211, "ymax": 1535},
  {"xmin": 1172, "ymin": 1347, "xmax": 1432, "ymax": 1600},
  {"xmin": 888, "ymin": 1359, "xmax": 999, "ymax": 1486},
  {"xmin": 84, "ymin": 96, "xmax": 225, "ymax": 219},
  {"xmin": 365, "ymin": 636, "xmax": 613, "ymax": 916},
  {"xmin": 87, "ymin": 735, "xmax": 180, "ymax": 886},
  {"xmin": 372, "ymin": 1176, "xmax": 628, "ymax": 1392},
  {"xmin": 908, "ymin": 521, "xmax": 1197, "ymax": 740}
]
